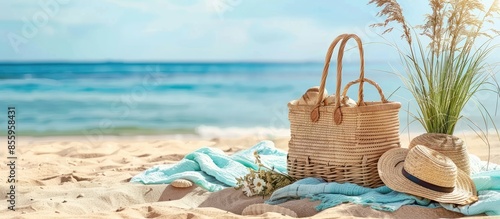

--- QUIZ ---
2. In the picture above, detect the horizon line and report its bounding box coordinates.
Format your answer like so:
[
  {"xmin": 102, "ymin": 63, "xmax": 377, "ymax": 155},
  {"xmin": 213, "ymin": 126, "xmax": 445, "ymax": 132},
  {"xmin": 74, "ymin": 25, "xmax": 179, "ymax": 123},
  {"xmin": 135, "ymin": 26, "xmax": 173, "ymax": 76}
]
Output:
[{"xmin": 0, "ymin": 60, "xmax": 395, "ymax": 65}]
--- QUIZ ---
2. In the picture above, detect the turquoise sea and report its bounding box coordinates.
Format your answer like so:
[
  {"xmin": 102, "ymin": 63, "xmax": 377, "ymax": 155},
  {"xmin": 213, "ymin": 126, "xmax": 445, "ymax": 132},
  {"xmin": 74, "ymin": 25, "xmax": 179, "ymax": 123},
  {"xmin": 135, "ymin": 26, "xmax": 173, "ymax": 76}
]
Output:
[{"xmin": 0, "ymin": 62, "xmax": 498, "ymax": 137}]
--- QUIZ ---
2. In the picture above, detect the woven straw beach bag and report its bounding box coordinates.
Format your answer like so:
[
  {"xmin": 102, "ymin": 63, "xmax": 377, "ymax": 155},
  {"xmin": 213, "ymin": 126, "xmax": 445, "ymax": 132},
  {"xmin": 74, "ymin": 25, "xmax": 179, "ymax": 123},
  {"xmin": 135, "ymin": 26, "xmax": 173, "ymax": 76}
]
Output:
[
  {"xmin": 287, "ymin": 34, "xmax": 402, "ymax": 188},
  {"xmin": 409, "ymin": 133, "xmax": 471, "ymax": 175}
]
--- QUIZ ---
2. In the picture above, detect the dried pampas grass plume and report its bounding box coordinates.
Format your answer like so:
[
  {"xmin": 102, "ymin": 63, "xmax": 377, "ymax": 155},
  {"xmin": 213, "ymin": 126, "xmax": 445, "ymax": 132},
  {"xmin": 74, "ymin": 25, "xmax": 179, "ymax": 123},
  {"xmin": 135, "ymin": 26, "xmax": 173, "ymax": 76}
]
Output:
[{"xmin": 368, "ymin": 0, "xmax": 412, "ymax": 44}]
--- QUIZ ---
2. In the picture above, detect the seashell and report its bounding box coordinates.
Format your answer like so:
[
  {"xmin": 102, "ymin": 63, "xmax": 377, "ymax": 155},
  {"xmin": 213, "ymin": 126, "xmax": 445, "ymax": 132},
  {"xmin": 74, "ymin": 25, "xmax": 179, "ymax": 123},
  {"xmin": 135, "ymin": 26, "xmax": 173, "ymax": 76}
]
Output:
[
  {"xmin": 342, "ymin": 96, "xmax": 357, "ymax": 107},
  {"xmin": 241, "ymin": 204, "xmax": 298, "ymax": 217},
  {"xmin": 289, "ymin": 99, "xmax": 299, "ymax": 105},
  {"xmin": 297, "ymin": 86, "xmax": 328, "ymax": 105},
  {"xmin": 323, "ymin": 95, "xmax": 357, "ymax": 107},
  {"xmin": 171, "ymin": 179, "xmax": 193, "ymax": 188},
  {"xmin": 323, "ymin": 95, "xmax": 336, "ymax": 106}
]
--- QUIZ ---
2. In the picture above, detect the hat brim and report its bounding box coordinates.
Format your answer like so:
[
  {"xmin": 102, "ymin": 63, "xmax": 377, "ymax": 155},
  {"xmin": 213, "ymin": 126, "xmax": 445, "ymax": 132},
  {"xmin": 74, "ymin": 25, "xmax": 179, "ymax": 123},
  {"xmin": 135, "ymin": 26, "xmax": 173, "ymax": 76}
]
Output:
[{"xmin": 378, "ymin": 148, "xmax": 478, "ymax": 205}]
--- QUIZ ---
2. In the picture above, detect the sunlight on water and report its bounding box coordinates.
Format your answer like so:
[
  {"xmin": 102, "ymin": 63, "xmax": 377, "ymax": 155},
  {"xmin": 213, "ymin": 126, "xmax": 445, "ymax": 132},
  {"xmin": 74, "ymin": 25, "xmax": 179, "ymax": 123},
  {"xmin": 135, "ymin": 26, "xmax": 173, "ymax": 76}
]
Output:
[{"xmin": 0, "ymin": 62, "xmax": 497, "ymax": 137}]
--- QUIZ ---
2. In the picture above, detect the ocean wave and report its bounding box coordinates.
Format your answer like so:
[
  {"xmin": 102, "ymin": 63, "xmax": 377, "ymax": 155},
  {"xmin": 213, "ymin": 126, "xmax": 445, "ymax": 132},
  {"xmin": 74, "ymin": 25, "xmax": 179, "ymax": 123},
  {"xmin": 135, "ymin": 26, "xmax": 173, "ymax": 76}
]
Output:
[
  {"xmin": 0, "ymin": 125, "xmax": 291, "ymax": 138},
  {"xmin": 195, "ymin": 125, "xmax": 290, "ymax": 138},
  {"xmin": 0, "ymin": 78, "xmax": 63, "ymax": 86}
]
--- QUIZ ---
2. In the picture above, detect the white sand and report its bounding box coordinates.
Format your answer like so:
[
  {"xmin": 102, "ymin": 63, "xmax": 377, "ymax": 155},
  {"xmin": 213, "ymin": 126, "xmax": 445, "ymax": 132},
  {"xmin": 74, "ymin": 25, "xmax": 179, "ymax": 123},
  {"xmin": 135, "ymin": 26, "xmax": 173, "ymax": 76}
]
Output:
[{"xmin": 0, "ymin": 133, "xmax": 498, "ymax": 218}]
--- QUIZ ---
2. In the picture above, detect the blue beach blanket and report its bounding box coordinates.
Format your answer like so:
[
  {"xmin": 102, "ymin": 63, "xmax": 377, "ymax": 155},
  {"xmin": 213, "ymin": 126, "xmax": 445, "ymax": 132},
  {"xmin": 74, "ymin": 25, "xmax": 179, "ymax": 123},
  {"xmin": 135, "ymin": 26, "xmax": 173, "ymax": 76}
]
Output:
[
  {"xmin": 130, "ymin": 140, "xmax": 287, "ymax": 191},
  {"xmin": 265, "ymin": 177, "xmax": 438, "ymax": 212},
  {"xmin": 131, "ymin": 140, "xmax": 500, "ymax": 216}
]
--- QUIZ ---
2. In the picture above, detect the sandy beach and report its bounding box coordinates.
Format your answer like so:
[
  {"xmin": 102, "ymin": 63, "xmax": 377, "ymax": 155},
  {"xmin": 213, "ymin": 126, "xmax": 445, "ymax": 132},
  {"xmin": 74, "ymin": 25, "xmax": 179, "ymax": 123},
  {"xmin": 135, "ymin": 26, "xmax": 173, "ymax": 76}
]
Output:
[
  {"xmin": 2, "ymin": 0, "xmax": 500, "ymax": 218},
  {"xmin": 1, "ymin": 132, "xmax": 498, "ymax": 218}
]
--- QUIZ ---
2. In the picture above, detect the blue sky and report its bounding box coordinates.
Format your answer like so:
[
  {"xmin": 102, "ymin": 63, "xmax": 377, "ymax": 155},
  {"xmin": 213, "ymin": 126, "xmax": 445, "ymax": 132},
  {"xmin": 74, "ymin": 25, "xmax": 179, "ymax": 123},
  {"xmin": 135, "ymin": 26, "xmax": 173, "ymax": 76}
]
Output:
[{"xmin": 0, "ymin": 0, "xmax": 498, "ymax": 62}]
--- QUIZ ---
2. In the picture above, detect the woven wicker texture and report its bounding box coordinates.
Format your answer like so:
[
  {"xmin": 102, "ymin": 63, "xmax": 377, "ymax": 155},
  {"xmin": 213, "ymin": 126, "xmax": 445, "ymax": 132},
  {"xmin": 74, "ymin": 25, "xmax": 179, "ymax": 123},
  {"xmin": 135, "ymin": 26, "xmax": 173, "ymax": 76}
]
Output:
[
  {"xmin": 287, "ymin": 34, "xmax": 401, "ymax": 188},
  {"xmin": 409, "ymin": 133, "xmax": 471, "ymax": 175}
]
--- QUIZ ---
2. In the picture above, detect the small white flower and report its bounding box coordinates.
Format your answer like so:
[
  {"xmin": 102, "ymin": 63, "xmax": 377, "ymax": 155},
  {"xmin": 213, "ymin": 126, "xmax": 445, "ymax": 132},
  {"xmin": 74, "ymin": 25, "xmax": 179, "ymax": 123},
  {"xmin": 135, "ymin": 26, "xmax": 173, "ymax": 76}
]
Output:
[
  {"xmin": 253, "ymin": 177, "xmax": 266, "ymax": 194},
  {"xmin": 242, "ymin": 180, "xmax": 253, "ymax": 197}
]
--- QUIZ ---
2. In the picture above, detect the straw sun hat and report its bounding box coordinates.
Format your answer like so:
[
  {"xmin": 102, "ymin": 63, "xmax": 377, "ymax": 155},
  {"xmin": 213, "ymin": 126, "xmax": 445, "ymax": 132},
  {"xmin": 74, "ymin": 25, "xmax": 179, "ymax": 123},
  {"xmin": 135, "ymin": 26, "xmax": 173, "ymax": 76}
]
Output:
[{"xmin": 378, "ymin": 145, "xmax": 478, "ymax": 205}]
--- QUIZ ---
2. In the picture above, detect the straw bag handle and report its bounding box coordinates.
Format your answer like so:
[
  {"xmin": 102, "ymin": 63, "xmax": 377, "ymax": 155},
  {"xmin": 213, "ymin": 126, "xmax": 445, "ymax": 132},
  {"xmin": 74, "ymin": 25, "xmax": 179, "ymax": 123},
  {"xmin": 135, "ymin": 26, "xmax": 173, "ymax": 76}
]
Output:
[
  {"xmin": 342, "ymin": 78, "xmax": 388, "ymax": 103},
  {"xmin": 311, "ymin": 34, "xmax": 366, "ymax": 124}
]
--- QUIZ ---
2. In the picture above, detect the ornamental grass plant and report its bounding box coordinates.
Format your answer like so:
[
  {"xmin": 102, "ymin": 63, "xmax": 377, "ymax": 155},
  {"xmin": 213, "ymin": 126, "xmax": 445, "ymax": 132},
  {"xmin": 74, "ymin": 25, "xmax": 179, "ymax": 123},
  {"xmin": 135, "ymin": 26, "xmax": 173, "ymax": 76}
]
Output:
[{"xmin": 368, "ymin": 0, "xmax": 500, "ymax": 136}]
